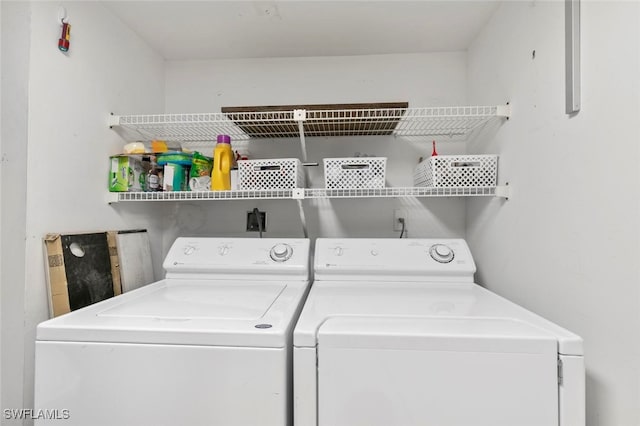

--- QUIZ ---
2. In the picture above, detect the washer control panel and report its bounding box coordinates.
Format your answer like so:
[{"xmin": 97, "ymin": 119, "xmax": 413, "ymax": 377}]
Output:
[
  {"xmin": 164, "ymin": 238, "xmax": 310, "ymax": 279},
  {"xmin": 315, "ymin": 238, "xmax": 476, "ymax": 282}
]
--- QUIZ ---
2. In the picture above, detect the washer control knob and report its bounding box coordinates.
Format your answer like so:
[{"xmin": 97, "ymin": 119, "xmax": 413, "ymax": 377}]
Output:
[
  {"xmin": 270, "ymin": 243, "xmax": 293, "ymax": 262},
  {"xmin": 183, "ymin": 246, "xmax": 196, "ymax": 255},
  {"xmin": 429, "ymin": 244, "xmax": 454, "ymax": 263},
  {"xmin": 334, "ymin": 247, "xmax": 344, "ymax": 256},
  {"xmin": 218, "ymin": 245, "xmax": 230, "ymax": 256}
]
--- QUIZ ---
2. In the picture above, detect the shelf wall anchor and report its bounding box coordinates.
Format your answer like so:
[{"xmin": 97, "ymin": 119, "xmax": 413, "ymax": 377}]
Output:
[{"xmin": 495, "ymin": 183, "xmax": 511, "ymax": 200}]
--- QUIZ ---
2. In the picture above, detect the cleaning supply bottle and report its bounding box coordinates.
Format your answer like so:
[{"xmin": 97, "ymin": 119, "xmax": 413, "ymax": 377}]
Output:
[{"xmin": 211, "ymin": 134, "xmax": 233, "ymax": 190}]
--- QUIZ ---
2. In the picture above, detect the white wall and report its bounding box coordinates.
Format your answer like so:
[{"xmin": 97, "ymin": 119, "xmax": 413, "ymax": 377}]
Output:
[
  {"xmin": 164, "ymin": 53, "xmax": 470, "ymax": 244},
  {"xmin": 16, "ymin": 1, "xmax": 166, "ymax": 420},
  {"xmin": 467, "ymin": 1, "xmax": 640, "ymax": 425},
  {"xmin": 1, "ymin": 1, "xmax": 30, "ymax": 420}
]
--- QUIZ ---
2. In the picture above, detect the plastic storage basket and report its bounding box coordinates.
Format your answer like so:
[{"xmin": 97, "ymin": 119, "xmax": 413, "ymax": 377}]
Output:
[
  {"xmin": 324, "ymin": 157, "xmax": 386, "ymax": 189},
  {"xmin": 413, "ymin": 155, "xmax": 498, "ymax": 188},
  {"xmin": 237, "ymin": 158, "xmax": 305, "ymax": 190}
]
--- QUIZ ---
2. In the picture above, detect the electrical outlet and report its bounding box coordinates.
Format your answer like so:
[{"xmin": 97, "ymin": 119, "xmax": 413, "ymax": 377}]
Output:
[
  {"xmin": 246, "ymin": 210, "xmax": 267, "ymax": 232},
  {"xmin": 393, "ymin": 209, "xmax": 407, "ymax": 231}
]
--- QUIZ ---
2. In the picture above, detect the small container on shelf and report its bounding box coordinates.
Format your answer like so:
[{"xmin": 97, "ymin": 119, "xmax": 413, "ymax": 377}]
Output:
[
  {"xmin": 188, "ymin": 152, "xmax": 213, "ymax": 191},
  {"xmin": 146, "ymin": 159, "xmax": 162, "ymax": 192},
  {"xmin": 163, "ymin": 163, "xmax": 189, "ymax": 192},
  {"xmin": 157, "ymin": 151, "xmax": 192, "ymax": 192},
  {"xmin": 156, "ymin": 151, "xmax": 193, "ymax": 167},
  {"xmin": 413, "ymin": 154, "xmax": 498, "ymax": 188},
  {"xmin": 211, "ymin": 134, "xmax": 234, "ymax": 191},
  {"xmin": 237, "ymin": 158, "xmax": 305, "ymax": 190},
  {"xmin": 323, "ymin": 157, "xmax": 386, "ymax": 189},
  {"xmin": 109, "ymin": 155, "xmax": 150, "ymax": 192}
]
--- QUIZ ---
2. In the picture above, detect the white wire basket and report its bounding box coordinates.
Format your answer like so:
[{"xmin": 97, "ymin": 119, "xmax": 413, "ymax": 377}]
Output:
[
  {"xmin": 414, "ymin": 155, "xmax": 498, "ymax": 188},
  {"xmin": 324, "ymin": 157, "xmax": 386, "ymax": 189},
  {"xmin": 237, "ymin": 158, "xmax": 305, "ymax": 190}
]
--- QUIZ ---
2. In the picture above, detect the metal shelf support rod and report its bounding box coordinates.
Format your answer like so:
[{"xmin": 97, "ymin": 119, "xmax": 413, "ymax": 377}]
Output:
[{"xmin": 294, "ymin": 109, "xmax": 308, "ymax": 162}]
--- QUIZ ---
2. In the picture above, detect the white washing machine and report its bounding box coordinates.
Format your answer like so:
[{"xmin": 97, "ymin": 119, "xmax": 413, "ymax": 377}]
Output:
[
  {"xmin": 293, "ymin": 238, "xmax": 584, "ymax": 426},
  {"xmin": 34, "ymin": 237, "xmax": 310, "ymax": 426}
]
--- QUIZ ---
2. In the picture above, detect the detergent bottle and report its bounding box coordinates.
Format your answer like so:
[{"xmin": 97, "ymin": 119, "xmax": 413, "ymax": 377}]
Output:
[{"xmin": 211, "ymin": 134, "xmax": 233, "ymax": 190}]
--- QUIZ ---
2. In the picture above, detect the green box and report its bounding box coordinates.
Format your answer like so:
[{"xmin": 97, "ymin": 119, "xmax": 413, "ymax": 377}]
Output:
[{"xmin": 109, "ymin": 156, "xmax": 148, "ymax": 192}]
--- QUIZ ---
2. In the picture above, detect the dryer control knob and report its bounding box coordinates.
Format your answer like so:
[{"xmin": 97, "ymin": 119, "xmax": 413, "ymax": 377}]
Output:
[
  {"xmin": 270, "ymin": 243, "xmax": 293, "ymax": 262},
  {"xmin": 183, "ymin": 246, "xmax": 196, "ymax": 256},
  {"xmin": 430, "ymin": 244, "xmax": 454, "ymax": 263}
]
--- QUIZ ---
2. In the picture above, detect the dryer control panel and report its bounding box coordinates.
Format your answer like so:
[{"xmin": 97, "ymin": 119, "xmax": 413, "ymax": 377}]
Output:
[
  {"xmin": 315, "ymin": 238, "xmax": 476, "ymax": 282},
  {"xmin": 163, "ymin": 238, "xmax": 310, "ymax": 280}
]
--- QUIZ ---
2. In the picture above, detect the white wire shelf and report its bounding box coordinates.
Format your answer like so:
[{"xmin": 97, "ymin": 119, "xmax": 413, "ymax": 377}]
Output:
[
  {"xmin": 394, "ymin": 106, "xmax": 507, "ymax": 138},
  {"xmin": 108, "ymin": 189, "xmax": 300, "ymax": 202},
  {"xmin": 107, "ymin": 186, "xmax": 506, "ymax": 203},
  {"xmin": 108, "ymin": 105, "xmax": 510, "ymax": 145},
  {"xmin": 305, "ymin": 187, "xmax": 499, "ymax": 198},
  {"xmin": 109, "ymin": 113, "xmax": 252, "ymax": 143}
]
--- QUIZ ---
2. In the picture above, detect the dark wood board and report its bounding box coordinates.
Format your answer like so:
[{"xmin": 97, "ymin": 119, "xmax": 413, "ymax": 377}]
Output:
[
  {"xmin": 221, "ymin": 102, "xmax": 409, "ymax": 138},
  {"xmin": 61, "ymin": 233, "xmax": 115, "ymax": 311}
]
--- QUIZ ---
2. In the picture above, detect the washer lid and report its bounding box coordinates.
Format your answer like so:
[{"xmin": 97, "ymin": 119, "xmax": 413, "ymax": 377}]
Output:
[
  {"xmin": 293, "ymin": 281, "xmax": 583, "ymax": 355},
  {"xmin": 37, "ymin": 279, "xmax": 309, "ymax": 348},
  {"xmin": 98, "ymin": 281, "xmax": 284, "ymax": 320}
]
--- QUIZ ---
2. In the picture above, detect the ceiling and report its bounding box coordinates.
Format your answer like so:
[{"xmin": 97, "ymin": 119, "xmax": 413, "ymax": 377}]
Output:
[{"xmin": 101, "ymin": 1, "xmax": 501, "ymax": 61}]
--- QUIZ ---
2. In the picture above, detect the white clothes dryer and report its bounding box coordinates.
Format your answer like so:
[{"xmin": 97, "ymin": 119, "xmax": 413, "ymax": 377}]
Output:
[
  {"xmin": 293, "ymin": 238, "xmax": 584, "ymax": 426},
  {"xmin": 35, "ymin": 237, "xmax": 310, "ymax": 426}
]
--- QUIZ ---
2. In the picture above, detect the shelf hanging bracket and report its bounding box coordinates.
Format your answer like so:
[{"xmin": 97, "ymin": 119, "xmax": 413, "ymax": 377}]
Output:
[
  {"xmin": 108, "ymin": 113, "xmax": 121, "ymax": 128},
  {"xmin": 106, "ymin": 192, "xmax": 120, "ymax": 204},
  {"xmin": 496, "ymin": 104, "xmax": 511, "ymax": 119},
  {"xmin": 294, "ymin": 109, "xmax": 308, "ymax": 162}
]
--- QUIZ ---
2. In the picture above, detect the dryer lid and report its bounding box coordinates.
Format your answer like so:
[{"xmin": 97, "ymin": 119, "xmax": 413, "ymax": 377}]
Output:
[
  {"xmin": 293, "ymin": 281, "xmax": 583, "ymax": 355},
  {"xmin": 37, "ymin": 279, "xmax": 309, "ymax": 348},
  {"xmin": 318, "ymin": 316, "xmax": 558, "ymax": 354}
]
